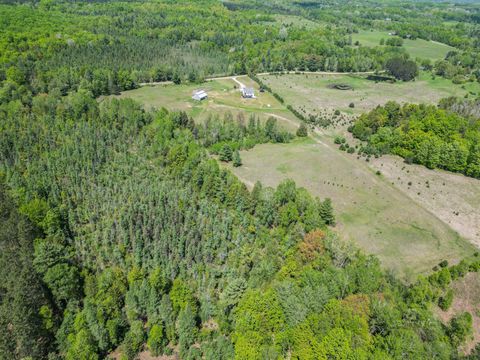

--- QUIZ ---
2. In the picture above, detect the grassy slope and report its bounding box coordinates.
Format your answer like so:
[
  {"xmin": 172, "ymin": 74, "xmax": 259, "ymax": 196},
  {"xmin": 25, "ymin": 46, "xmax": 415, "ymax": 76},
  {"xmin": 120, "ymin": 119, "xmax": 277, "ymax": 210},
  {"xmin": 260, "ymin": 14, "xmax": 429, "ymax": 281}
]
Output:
[
  {"xmin": 352, "ymin": 30, "xmax": 456, "ymax": 61},
  {"xmin": 368, "ymin": 155, "xmax": 480, "ymax": 247},
  {"xmin": 259, "ymin": 72, "xmax": 480, "ymax": 114},
  {"xmin": 229, "ymin": 137, "xmax": 474, "ymax": 280}
]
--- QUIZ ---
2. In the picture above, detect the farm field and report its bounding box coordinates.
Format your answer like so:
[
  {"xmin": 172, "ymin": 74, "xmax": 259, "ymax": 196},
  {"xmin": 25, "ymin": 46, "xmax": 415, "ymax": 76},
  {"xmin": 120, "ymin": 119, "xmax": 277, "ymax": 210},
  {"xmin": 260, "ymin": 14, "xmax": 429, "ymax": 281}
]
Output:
[
  {"xmin": 273, "ymin": 14, "xmax": 324, "ymax": 29},
  {"xmin": 259, "ymin": 72, "xmax": 480, "ymax": 115},
  {"xmin": 111, "ymin": 76, "xmax": 300, "ymax": 131},
  {"xmin": 229, "ymin": 136, "xmax": 475, "ymax": 280},
  {"xmin": 352, "ymin": 30, "xmax": 456, "ymax": 61}
]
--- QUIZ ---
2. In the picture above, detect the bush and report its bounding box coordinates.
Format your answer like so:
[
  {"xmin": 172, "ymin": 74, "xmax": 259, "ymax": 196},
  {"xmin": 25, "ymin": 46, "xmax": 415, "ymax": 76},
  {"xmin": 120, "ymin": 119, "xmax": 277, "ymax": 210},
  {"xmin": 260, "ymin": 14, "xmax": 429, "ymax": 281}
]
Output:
[
  {"xmin": 349, "ymin": 102, "xmax": 355, "ymax": 108},
  {"xmin": 448, "ymin": 312, "xmax": 473, "ymax": 346},
  {"xmin": 438, "ymin": 289, "xmax": 454, "ymax": 311},
  {"xmin": 296, "ymin": 123, "xmax": 308, "ymax": 137}
]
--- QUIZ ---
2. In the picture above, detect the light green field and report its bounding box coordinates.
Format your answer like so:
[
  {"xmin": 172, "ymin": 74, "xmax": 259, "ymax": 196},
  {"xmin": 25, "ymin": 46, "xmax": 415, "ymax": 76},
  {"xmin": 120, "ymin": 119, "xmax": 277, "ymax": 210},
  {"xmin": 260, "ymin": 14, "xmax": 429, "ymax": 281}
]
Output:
[
  {"xmin": 229, "ymin": 137, "xmax": 475, "ymax": 280},
  {"xmin": 259, "ymin": 72, "xmax": 480, "ymax": 114},
  {"xmin": 274, "ymin": 14, "xmax": 324, "ymax": 30},
  {"xmin": 111, "ymin": 77, "xmax": 299, "ymax": 131},
  {"xmin": 352, "ymin": 30, "xmax": 456, "ymax": 61}
]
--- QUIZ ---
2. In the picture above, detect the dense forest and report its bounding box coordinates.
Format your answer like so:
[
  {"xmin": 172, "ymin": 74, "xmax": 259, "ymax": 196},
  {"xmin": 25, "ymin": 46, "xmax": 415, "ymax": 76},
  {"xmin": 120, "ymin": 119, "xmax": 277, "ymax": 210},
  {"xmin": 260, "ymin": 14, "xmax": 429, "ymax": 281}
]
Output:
[
  {"xmin": 2, "ymin": 90, "xmax": 480, "ymax": 359},
  {"xmin": 1, "ymin": 0, "xmax": 480, "ymax": 359}
]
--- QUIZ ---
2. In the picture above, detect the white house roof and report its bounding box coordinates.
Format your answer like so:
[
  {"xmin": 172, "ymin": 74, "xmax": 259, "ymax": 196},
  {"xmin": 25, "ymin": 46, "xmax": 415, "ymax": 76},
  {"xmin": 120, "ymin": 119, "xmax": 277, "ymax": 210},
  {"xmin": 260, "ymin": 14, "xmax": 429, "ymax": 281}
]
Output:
[
  {"xmin": 242, "ymin": 88, "xmax": 255, "ymax": 97},
  {"xmin": 192, "ymin": 90, "xmax": 208, "ymax": 100}
]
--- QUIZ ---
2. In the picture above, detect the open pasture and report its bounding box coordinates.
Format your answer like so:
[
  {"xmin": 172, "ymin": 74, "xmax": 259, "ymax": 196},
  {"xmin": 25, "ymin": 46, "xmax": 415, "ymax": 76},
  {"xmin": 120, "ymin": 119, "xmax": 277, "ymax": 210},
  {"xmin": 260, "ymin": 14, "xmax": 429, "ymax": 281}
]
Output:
[
  {"xmin": 368, "ymin": 155, "xmax": 480, "ymax": 248},
  {"xmin": 259, "ymin": 72, "xmax": 480, "ymax": 115},
  {"xmin": 229, "ymin": 137, "xmax": 475, "ymax": 280},
  {"xmin": 352, "ymin": 30, "xmax": 456, "ymax": 61}
]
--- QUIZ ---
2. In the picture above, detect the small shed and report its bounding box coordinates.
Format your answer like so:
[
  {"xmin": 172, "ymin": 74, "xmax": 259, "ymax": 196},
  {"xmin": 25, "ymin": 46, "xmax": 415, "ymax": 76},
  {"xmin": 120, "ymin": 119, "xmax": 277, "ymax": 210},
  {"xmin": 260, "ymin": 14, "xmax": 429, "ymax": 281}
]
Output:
[
  {"xmin": 242, "ymin": 88, "xmax": 255, "ymax": 98},
  {"xmin": 192, "ymin": 90, "xmax": 208, "ymax": 101}
]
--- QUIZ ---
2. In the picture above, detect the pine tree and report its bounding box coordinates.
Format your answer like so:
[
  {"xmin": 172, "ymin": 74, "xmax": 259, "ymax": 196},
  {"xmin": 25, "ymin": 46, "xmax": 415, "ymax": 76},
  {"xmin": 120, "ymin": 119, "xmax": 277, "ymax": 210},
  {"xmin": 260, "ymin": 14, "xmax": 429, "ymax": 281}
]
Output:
[
  {"xmin": 319, "ymin": 198, "xmax": 335, "ymax": 226},
  {"xmin": 219, "ymin": 144, "xmax": 233, "ymax": 162},
  {"xmin": 178, "ymin": 304, "xmax": 197, "ymax": 358},
  {"xmin": 233, "ymin": 150, "xmax": 242, "ymax": 167}
]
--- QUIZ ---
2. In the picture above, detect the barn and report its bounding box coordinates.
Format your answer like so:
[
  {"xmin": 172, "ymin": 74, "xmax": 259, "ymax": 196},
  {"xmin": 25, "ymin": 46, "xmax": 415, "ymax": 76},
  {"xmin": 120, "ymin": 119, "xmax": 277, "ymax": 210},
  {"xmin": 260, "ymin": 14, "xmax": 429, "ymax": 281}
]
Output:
[{"xmin": 192, "ymin": 90, "xmax": 208, "ymax": 101}]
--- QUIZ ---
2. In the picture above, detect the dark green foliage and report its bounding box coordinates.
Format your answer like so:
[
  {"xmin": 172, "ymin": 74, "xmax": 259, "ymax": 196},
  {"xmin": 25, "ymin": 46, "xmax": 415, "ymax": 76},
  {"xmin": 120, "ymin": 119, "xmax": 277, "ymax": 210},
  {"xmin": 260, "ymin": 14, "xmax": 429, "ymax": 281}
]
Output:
[
  {"xmin": 232, "ymin": 150, "xmax": 242, "ymax": 167},
  {"xmin": 219, "ymin": 144, "xmax": 233, "ymax": 162},
  {"xmin": 319, "ymin": 198, "xmax": 335, "ymax": 226},
  {"xmin": 296, "ymin": 123, "xmax": 308, "ymax": 137},
  {"xmin": 448, "ymin": 312, "xmax": 473, "ymax": 347},
  {"xmin": 202, "ymin": 335, "xmax": 235, "ymax": 360},
  {"xmin": 122, "ymin": 320, "xmax": 145, "ymax": 360},
  {"xmin": 385, "ymin": 57, "xmax": 418, "ymax": 81},
  {"xmin": 0, "ymin": 187, "xmax": 54, "ymax": 359},
  {"xmin": 351, "ymin": 101, "xmax": 480, "ymax": 178},
  {"xmin": 385, "ymin": 37, "xmax": 404, "ymax": 47},
  {"xmin": 178, "ymin": 305, "xmax": 198, "ymax": 358},
  {"xmin": 438, "ymin": 289, "xmax": 454, "ymax": 311},
  {"xmin": 1, "ymin": 2, "xmax": 480, "ymax": 358}
]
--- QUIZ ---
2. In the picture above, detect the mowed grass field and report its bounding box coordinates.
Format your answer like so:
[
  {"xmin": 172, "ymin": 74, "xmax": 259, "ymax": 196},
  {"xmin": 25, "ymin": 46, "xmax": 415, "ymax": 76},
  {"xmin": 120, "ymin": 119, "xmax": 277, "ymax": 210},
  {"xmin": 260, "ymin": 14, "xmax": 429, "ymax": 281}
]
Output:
[
  {"xmin": 230, "ymin": 137, "xmax": 475, "ymax": 280},
  {"xmin": 352, "ymin": 30, "xmax": 456, "ymax": 61},
  {"xmin": 259, "ymin": 72, "xmax": 480, "ymax": 114},
  {"xmin": 111, "ymin": 76, "xmax": 300, "ymax": 131}
]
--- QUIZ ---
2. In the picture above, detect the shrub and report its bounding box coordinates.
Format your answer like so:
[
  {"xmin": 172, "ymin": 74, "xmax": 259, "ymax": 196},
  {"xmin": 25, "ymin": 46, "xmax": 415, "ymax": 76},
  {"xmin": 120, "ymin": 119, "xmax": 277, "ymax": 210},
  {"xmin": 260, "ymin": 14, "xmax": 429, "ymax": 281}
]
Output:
[
  {"xmin": 438, "ymin": 289, "xmax": 454, "ymax": 311},
  {"xmin": 296, "ymin": 123, "xmax": 308, "ymax": 137}
]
